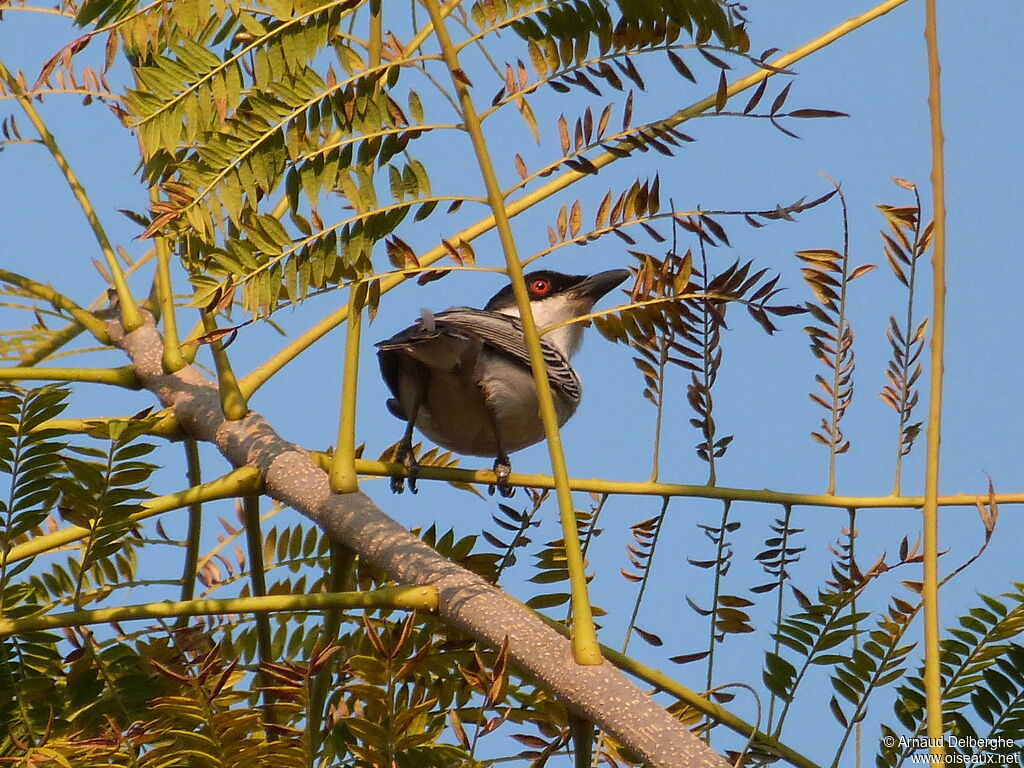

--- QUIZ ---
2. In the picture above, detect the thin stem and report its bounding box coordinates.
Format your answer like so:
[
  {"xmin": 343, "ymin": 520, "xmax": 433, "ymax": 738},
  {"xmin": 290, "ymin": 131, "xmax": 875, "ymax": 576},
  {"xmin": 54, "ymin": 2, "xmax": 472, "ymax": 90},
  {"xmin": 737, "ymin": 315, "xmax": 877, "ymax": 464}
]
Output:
[
  {"xmin": 765, "ymin": 505, "xmax": 794, "ymax": 732},
  {"xmin": 200, "ymin": 312, "xmax": 248, "ymax": 420},
  {"xmin": 621, "ymin": 497, "xmax": 670, "ymax": 652},
  {"xmin": 704, "ymin": 501, "xmax": 733, "ymax": 715},
  {"xmin": 826, "ymin": 182, "xmax": 852, "ymax": 495},
  {"xmin": 72, "ymin": 439, "xmax": 118, "ymax": 609},
  {"xmin": 922, "ymin": 0, "xmax": 947, "ymax": 754},
  {"xmin": 0, "ymin": 269, "xmax": 110, "ymax": 344},
  {"xmin": 177, "ymin": 441, "xmax": 203, "ymax": 609},
  {"xmin": 0, "ymin": 62, "xmax": 141, "ymax": 332},
  {"xmin": 892, "ymin": 192, "xmax": 923, "ymax": 495},
  {"xmin": 848, "ymin": 508, "xmax": 861, "ymax": 768},
  {"xmin": 180, "ymin": 316, "xmax": 203, "ymax": 364},
  {"xmin": 4, "ymin": 466, "xmax": 262, "ymax": 565},
  {"xmin": 0, "ymin": 366, "xmax": 140, "ymax": 388},
  {"xmin": 648, "ymin": 336, "xmax": 669, "ymax": 483},
  {"xmin": 17, "ymin": 319, "xmax": 88, "ymax": 366},
  {"xmin": 697, "ymin": 231, "xmax": 718, "ymax": 486},
  {"xmin": 153, "ymin": 188, "xmax": 187, "ymax": 373},
  {"xmin": 0, "ymin": 587, "xmax": 439, "ymax": 636},
  {"xmin": 308, "ymin": 543, "xmax": 356, "ymax": 755},
  {"xmin": 347, "ymin": 457, "xmax": 1023, "ymax": 509},
  {"xmin": 329, "ymin": 284, "xmax": 364, "ymax": 494},
  {"xmin": 35, "ymin": 411, "xmax": 181, "ymax": 439},
  {"xmin": 241, "ymin": 494, "xmax": 276, "ymax": 723},
  {"xmin": 368, "ymin": 0, "xmax": 382, "ymax": 67},
  {"xmin": 422, "ymin": 0, "xmax": 600, "ymax": 666}
]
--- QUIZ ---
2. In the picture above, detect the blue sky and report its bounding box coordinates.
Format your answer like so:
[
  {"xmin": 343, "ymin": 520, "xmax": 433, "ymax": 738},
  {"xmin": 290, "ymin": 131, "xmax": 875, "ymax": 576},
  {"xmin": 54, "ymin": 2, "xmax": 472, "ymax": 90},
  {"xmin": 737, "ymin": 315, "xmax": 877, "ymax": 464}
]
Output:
[{"xmin": 2, "ymin": 1, "xmax": 1023, "ymax": 763}]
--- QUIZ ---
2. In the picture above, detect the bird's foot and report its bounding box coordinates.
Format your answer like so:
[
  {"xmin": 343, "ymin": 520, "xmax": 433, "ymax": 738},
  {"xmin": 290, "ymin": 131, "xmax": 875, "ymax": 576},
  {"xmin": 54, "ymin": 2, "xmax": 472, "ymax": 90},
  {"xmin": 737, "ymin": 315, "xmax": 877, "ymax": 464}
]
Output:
[
  {"xmin": 392, "ymin": 441, "xmax": 419, "ymax": 494},
  {"xmin": 488, "ymin": 454, "xmax": 514, "ymax": 498}
]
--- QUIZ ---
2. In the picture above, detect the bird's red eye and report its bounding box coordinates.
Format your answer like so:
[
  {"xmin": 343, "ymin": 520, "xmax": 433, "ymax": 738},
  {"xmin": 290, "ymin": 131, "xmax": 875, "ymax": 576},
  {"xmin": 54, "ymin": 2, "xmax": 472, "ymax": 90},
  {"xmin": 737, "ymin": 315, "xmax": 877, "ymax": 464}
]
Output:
[{"xmin": 530, "ymin": 278, "xmax": 551, "ymax": 295}]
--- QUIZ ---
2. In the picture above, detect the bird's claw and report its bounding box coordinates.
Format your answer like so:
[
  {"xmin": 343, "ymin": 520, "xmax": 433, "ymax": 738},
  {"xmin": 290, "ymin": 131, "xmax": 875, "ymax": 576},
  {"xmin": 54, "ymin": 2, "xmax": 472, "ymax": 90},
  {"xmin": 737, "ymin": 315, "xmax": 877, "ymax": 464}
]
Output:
[
  {"xmin": 392, "ymin": 442, "xmax": 419, "ymax": 494},
  {"xmin": 488, "ymin": 455, "xmax": 514, "ymax": 498}
]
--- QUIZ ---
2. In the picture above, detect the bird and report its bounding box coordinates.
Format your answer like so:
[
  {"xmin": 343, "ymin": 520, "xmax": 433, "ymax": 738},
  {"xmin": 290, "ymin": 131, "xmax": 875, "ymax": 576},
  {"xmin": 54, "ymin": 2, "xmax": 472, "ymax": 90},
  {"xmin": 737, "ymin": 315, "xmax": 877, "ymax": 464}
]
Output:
[{"xmin": 376, "ymin": 268, "xmax": 630, "ymax": 496}]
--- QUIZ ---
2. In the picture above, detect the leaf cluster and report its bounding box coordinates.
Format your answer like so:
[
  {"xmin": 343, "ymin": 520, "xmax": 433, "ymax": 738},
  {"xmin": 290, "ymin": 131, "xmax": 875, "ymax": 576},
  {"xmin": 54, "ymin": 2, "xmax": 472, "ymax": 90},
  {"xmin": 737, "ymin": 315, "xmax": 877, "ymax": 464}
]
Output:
[
  {"xmin": 879, "ymin": 586, "xmax": 1024, "ymax": 766},
  {"xmin": 877, "ymin": 183, "xmax": 934, "ymax": 472},
  {"xmin": 0, "ymin": 385, "xmax": 69, "ymax": 575},
  {"xmin": 751, "ymin": 508, "xmax": 805, "ymax": 595},
  {"xmin": 686, "ymin": 514, "xmax": 753, "ymax": 643},
  {"xmin": 798, "ymin": 240, "xmax": 873, "ymax": 459}
]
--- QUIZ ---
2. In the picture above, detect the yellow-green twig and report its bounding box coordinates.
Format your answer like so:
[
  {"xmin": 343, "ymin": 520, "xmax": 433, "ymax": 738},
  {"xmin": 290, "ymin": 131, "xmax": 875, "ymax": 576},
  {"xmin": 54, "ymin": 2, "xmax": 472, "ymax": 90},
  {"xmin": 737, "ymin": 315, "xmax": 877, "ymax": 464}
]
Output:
[
  {"xmin": 3, "ymin": 466, "xmax": 262, "ymax": 565},
  {"xmin": 15, "ymin": 250, "xmax": 158, "ymax": 366},
  {"xmin": 330, "ymin": 284, "xmax": 364, "ymax": 494},
  {"xmin": 0, "ymin": 366, "xmax": 140, "ymax": 388},
  {"xmin": 153, "ymin": 190, "xmax": 186, "ymax": 373},
  {"xmin": 241, "ymin": 493, "xmax": 276, "ymax": 719},
  {"xmin": 308, "ymin": 543, "xmax": 356, "ymax": 749},
  {"xmin": 423, "ymin": 0, "xmax": 600, "ymax": 666},
  {"xmin": 0, "ymin": 269, "xmax": 110, "ymax": 345},
  {"xmin": 36, "ymin": 411, "xmax": 181, "ymax": 439},
  {"xmin": 922, "ymin": 0, "xmax": 947, "ymax": 754},
  {"xmin": 0, "ymin": 62, "xmax": 141, "ymax": 332},
  {"xmin": 347, "ymin": 457, "xmax": 1023, "ymax": 510},
  {"xmin": 178, "ymin": 440, "xmax": 204, "ymax": 607},
  {"xmin": 200, "ymin": 312, "xmax": 248, "ymax": 420},
  {"xmin": 180, "ymin": 317, "xmax": 203, "ymax": 364},
  {"xmin": 0, "ymin": 586, "xmax": 438, "ymax": 637},
  {"xmin": 17, "ymin": 320, "xmax": 88, "ymax": 366}
]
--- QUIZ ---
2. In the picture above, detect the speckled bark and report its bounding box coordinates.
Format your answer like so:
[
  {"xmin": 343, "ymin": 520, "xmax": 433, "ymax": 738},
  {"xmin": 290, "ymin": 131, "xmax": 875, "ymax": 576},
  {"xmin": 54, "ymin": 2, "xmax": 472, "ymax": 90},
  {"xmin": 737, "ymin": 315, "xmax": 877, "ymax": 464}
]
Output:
[{"xmin": 110, "ymin": 318, "xmax": 727, "ymax": 768}]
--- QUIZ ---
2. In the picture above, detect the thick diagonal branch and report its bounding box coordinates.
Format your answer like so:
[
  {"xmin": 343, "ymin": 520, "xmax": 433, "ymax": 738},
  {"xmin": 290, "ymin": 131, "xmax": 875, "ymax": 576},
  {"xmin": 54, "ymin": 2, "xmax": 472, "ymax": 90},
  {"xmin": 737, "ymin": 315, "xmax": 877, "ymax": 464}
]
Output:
[{"xmin": 108, "ymin": 316, "xmax": 727, "ymax": 768}]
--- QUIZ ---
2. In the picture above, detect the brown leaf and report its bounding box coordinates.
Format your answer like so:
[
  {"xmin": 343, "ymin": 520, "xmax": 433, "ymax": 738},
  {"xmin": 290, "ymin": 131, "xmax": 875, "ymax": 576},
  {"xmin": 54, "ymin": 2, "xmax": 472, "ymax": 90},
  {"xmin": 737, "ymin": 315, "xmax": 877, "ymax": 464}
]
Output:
[
  {"xmin": 595, "ymin": 191, "xmax": 611, "ymax": 229},
  {"xmin": 849, "ymin": 263, "xmax": 877, "ymax": 280},
  {"xmin": 449, "ymin": 710, "xmax": 470, "ymax": 750},
  {"xmin": 714, "ymin": 70, "xmax": 728, "ymax": 113},
  {"xmin": 485, "ymin": 636, "xmax": 510, "ymax": 706},
  {"xmin": 514, "ymin": 153, "xmax": 527, "ymax": 180},
  {"xmin": 633, "ymin": 626, "xmax": 663, "ymax": 647},
  {"xmin": 416, "ymin": 269, "xmax": 450, "ymax": 286},
  {"xmin": 205, "ymin": 280, "xmax": 237, "ymax": 314},
  {"xmin": 185, "ymin": 321, "xmax": 251, "ymax": 347},
  {"xmin": 512, "ymin": 733, "xmax": 549, "ymax": 748},
  {"xmin": 596, "ymin": 103, "xmax": 612, "ymax": 138},
  {"xmin": 556, "ymin": 205, "xmax": 567, "ymax": 240},
  {"xmin": 743, "ymin": 77, "xmax": 768, "ymax": 114},
  {"xmin": 386, "ymin": 236, "xmax": 419, "ymax": 269},
  {"xmin": 569, "ymin": 200, "xmax": 582, "ymax": 237},
  {"xmin": 770, "ymin": 82, "xmax": 792, "ymax": 115},
  {"xmin": 669, "ymin": 650, "xmax": 710, "ymax": 665},
  {"xmin": 786, "ymin": 108, "xmax": 848, "ymax": 119}
]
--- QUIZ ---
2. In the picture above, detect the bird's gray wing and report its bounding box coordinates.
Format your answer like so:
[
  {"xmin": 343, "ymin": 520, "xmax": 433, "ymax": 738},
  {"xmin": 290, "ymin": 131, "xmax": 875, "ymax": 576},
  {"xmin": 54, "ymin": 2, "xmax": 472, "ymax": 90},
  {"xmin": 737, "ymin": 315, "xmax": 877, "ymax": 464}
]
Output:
[
  {"xmin": 431, "ymin": 308, "xmax": 582, "ymax": 405},
  {"xmin": 376, "ymin": 315, "xmax": 478, "ymax": 406}
]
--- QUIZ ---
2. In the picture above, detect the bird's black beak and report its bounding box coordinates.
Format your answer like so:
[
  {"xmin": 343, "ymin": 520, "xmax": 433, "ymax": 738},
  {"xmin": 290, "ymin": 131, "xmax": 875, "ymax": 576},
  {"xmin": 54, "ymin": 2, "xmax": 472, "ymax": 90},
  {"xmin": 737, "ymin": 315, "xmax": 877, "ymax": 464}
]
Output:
[{"xmin": 569, "ymin": 269, "xmax": 631, "ymax": 301}]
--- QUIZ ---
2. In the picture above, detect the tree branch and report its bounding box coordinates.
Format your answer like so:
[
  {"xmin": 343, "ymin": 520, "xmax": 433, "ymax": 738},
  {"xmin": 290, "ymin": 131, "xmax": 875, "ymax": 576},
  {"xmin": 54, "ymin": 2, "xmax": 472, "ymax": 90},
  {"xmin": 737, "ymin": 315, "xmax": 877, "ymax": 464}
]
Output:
[{"xmin": 109, "ymin": 314, "xmax": 728, "ymax": 768}]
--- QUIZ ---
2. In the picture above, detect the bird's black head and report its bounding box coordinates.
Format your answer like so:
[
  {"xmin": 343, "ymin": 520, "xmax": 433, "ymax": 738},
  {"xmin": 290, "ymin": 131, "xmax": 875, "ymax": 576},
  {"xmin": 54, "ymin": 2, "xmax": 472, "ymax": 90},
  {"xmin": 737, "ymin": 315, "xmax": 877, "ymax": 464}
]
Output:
[{"xmin": 484, "ymin": 269, "xmax": 629, "ymax": 312}]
